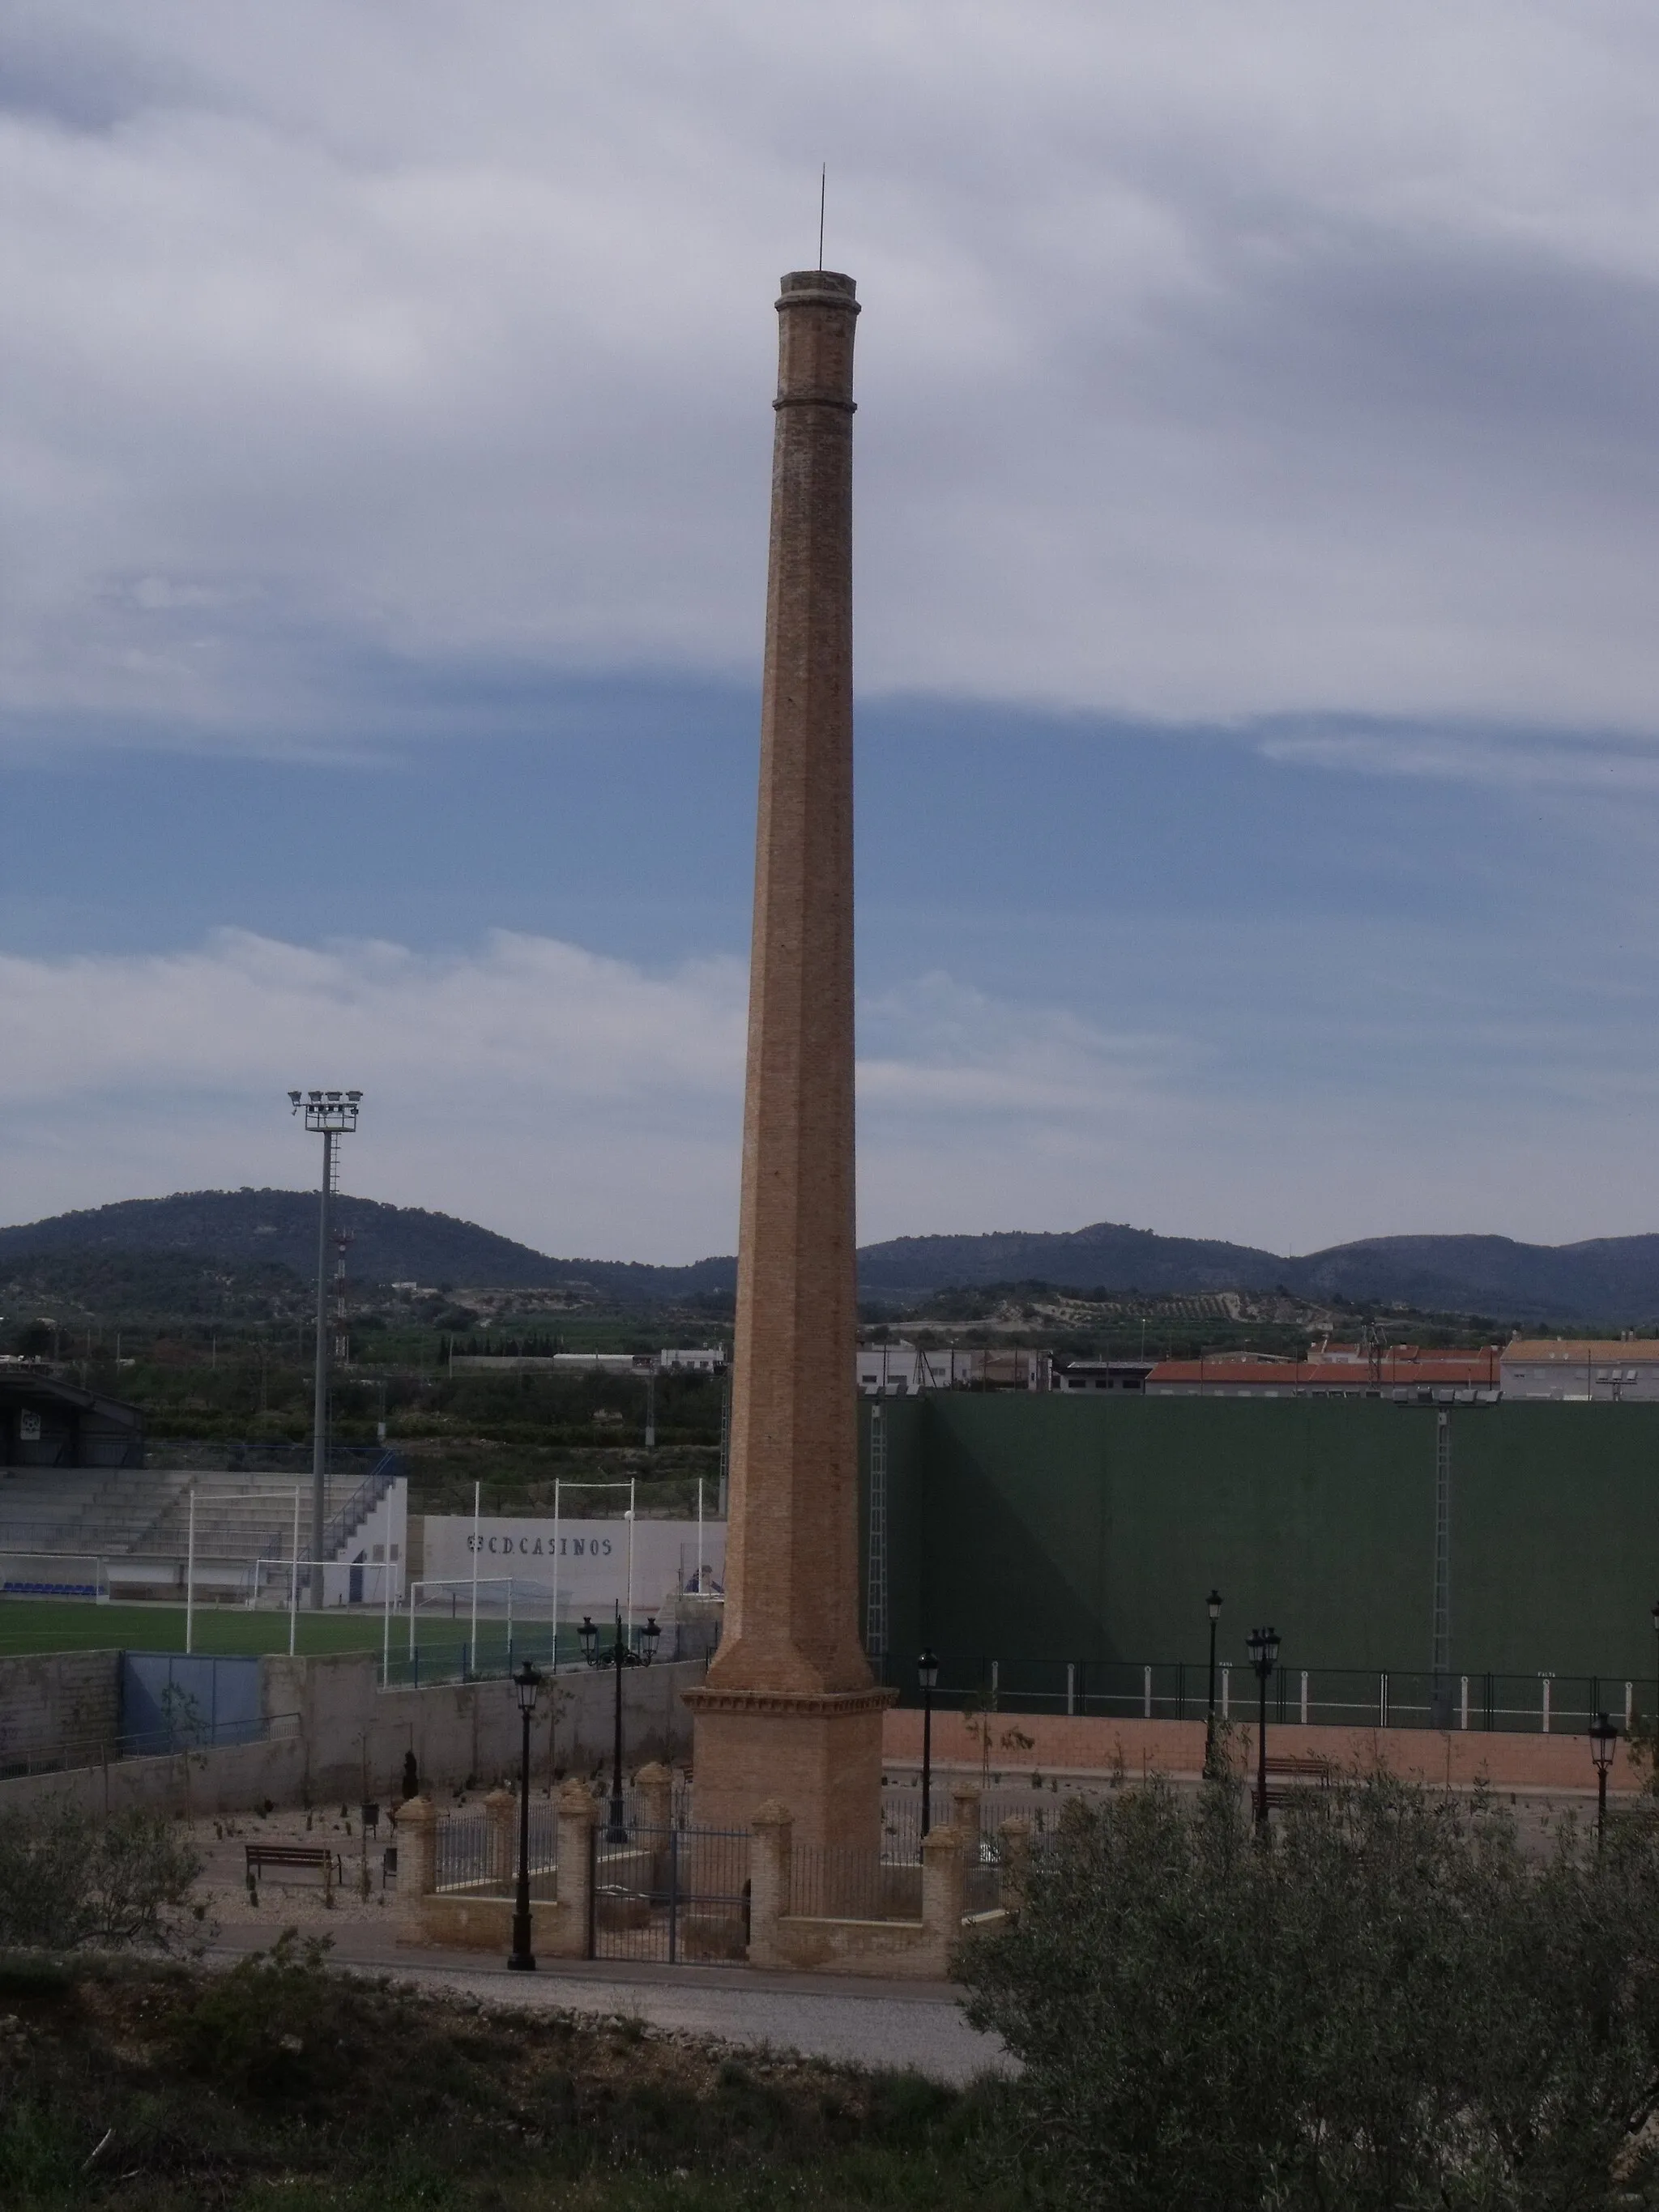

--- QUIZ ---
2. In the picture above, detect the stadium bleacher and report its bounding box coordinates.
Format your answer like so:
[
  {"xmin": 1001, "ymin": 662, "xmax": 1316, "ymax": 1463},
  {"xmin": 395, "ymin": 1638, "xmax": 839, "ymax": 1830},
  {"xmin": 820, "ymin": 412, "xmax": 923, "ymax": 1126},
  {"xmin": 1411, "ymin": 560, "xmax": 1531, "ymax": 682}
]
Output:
[{"xmin": 0, "ymin": 1462, "xmax": 399, "ymax": 1600}]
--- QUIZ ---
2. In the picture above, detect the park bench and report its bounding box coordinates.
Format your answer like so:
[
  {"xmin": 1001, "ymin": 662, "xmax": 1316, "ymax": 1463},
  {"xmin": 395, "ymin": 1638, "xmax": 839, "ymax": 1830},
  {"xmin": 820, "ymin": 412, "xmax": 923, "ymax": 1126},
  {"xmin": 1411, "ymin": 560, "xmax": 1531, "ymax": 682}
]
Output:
[
  {"xmin": 1261, "ymin": 1754, "xmax": 1333, "ymax": 1809},
  {"xmin": 244, "ymin": 1843, "xmax": 343, "ymax": 1890}
]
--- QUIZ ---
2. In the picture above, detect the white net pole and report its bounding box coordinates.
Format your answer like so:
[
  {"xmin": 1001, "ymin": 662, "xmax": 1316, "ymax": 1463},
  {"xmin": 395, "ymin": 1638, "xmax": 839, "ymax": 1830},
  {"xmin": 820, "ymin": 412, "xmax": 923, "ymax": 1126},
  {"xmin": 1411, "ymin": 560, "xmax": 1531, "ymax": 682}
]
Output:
[
  {"xmin": 551, "ymin": 1477, "xmax": 561, "ymax": 1668},
  {"xmin": 289, "ymin": 1487, "xmax": 301, "ymax": 1656},
  {"xmin": 470, "ymin": 1480, "xmax": 480, "ymax": 1659},
  {"xmin": 186, "ymin": 1487, "xmax": 196, "ymax": 1656}
]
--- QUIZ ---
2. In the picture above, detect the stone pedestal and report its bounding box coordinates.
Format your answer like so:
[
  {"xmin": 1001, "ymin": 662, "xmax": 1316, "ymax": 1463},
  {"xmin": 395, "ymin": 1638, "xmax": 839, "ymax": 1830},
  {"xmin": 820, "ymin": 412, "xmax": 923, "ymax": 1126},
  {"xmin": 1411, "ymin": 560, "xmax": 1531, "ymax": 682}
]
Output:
[{"xmin": 688, "ymin": 1689, "xmax": 892, "ymax": 1851}]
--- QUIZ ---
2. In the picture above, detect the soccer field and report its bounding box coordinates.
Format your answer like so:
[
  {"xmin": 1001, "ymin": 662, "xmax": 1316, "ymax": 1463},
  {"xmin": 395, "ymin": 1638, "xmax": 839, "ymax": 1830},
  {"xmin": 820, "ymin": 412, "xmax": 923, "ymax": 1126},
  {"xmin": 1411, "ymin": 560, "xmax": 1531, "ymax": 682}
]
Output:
[{"xmin": 0, "ymin": 1598, "xmax": 395, "ymax": 1660}]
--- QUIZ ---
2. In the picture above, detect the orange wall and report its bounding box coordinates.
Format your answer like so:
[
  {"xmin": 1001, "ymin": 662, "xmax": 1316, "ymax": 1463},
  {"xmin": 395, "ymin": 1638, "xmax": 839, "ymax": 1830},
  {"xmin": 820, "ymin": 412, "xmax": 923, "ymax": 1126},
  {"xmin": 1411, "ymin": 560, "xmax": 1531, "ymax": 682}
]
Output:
[{"xmin": 882, "ymin": 1706, "xmax": 1641, "ymax": 1796}]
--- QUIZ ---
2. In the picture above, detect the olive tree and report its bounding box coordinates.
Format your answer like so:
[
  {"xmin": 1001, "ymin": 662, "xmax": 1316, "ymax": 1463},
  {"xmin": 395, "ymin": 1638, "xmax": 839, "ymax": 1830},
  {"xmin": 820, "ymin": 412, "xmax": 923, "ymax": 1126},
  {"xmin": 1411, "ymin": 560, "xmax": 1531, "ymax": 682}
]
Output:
[
  {"xmin": 0, "ymin": 1799, "xmax": 203, "ymax": 1952},
  {"xmin": 960, "ymin": 1767, "xmax": 1659, "ymax": 2210}
]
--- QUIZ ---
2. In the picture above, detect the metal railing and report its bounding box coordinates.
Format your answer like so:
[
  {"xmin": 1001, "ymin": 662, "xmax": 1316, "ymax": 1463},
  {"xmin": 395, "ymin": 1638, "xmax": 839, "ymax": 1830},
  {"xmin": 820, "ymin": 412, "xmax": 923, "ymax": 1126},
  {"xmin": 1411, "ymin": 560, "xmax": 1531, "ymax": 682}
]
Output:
[
  {"xmin": 378, "ymin": 1619, "xmax": 698, "ymax": 1691},
  {"xmin": 788, "ymin": 1844, "xmax": 922, "ymax": 1922},
  {"xmin": 882, "ymin": 1654, "xmax": 1650, "ymax": 1736},
  {"xmin": 433, "ymin": 1812, "xmax": 490, "ymax": 1891},
  {"xmin": 0, "ymin": 1708, "xmax": 301, "ymax": 1781},
  {"xmin": 431, "ymin": 1800, "xmax": 559, "ymax": 1894}
]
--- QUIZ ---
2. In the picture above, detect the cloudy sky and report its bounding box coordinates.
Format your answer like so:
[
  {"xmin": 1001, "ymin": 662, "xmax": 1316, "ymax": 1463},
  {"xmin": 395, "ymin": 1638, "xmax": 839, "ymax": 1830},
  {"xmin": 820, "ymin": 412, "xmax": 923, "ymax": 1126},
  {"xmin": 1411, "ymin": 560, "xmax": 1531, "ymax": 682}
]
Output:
[{"xmin": 6, "ymin": 1, "xmax": 1659, "ymax": 1261}]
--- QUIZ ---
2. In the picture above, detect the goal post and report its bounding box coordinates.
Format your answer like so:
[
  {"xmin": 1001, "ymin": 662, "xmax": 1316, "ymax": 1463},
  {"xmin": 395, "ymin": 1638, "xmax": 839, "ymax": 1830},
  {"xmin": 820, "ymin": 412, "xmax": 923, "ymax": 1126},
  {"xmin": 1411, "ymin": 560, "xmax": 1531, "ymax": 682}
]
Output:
[{"xmin": 0, "ymin": 1552, "xmax": 108, "ymax": 1603}]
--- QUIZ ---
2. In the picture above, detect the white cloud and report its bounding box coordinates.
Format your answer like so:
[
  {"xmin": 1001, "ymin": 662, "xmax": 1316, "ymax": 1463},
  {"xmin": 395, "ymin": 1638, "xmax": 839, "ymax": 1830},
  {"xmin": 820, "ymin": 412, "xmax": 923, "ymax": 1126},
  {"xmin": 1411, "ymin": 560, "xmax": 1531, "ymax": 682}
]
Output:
[
  {"xmin": 1257, "ymin": 728, "xmax": 1659, "ymax": 794},
  {"xmin": 8, "ymin": 925, "xmax": 1659, "ymax": 1261},
  {"xmin": 0, "ymin": 930, "xmax": 748, "ymax": 1258},
  {"xmin": 6, "ymin": 3, "xmax": 1659, "ymax": 752}
]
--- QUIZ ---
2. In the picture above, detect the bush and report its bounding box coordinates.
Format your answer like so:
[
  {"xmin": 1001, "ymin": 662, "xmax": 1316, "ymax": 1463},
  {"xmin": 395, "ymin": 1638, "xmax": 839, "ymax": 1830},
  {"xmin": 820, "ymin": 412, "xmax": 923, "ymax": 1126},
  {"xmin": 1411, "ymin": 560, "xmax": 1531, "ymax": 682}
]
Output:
[
  {"xmin": 960, "ymin": 1767, "xmax": 1659, "ymax": 2211},
  {"xmin": 0, "ymin": 1799, "xmax": 203, "ymax": 1952}
]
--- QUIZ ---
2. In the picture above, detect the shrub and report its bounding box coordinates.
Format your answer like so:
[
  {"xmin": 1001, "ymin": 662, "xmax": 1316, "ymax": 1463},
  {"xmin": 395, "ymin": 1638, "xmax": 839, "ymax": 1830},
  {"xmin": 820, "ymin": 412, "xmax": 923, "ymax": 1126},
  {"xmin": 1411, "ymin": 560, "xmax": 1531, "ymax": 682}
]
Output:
[
  {"xmin": 0, "ymin": 1799, "xmax": 203, "ymax": 1952},
  {"xmin": 960, "ymin": 1767, "xmax": 1659, "ymax": 2211}
]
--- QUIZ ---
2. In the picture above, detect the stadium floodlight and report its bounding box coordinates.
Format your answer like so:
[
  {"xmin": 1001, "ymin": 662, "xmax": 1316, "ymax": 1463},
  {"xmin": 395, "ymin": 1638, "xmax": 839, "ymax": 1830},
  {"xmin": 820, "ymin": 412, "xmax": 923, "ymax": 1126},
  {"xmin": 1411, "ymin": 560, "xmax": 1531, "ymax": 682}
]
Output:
[{"xmin": 289, "ymin": 1086, "xmax": 363, "ymax": 1606}]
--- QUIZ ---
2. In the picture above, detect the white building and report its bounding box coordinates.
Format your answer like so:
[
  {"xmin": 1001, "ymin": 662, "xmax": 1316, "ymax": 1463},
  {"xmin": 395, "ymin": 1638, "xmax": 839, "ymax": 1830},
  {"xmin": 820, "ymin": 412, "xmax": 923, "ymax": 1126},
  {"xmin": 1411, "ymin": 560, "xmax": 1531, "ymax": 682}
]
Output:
[
  {"xmin": 1500, "ymin": 1339, "xmax": 1659, "ymax": 1402},
  {"xmin": 420, "ymin": 1512, "xmax": 725, "ymax": 1615},
  {"xmin": 855, "ymin": 1342, "xmax": 1051, "ymax": 1396}
]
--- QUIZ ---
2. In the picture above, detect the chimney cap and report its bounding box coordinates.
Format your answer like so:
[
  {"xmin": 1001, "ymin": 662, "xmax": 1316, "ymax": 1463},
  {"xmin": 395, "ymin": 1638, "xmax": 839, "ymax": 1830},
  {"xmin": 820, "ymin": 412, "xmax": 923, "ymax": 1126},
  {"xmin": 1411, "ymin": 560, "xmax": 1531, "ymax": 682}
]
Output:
[{"xmin": 779, "ymin": 269, "xmax": 857, "ymax": 302}]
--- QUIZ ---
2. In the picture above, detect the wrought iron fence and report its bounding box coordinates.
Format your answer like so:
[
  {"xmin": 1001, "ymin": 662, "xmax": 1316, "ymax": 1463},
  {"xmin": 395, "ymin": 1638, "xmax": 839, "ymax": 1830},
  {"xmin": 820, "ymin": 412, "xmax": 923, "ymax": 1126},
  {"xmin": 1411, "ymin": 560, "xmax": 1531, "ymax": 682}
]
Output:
[
  {"xmin": 879, "ymin": 1785, "xmax": 1074, "ymax": 1862},
  {"xmin": 430, "ymin": 1798, "xmax": 560, "ymax": 1894},
  {"xmin": 433, "ymin": 1812, "xmax": 492, "ymax": 1892},
  {"xmin": 590, "ymin": 1820, "xmax": 750, "ymax": 1964},
  {"xmin": 787, "ymin": 1845, "xmax": 922, "ymax": 1922}
]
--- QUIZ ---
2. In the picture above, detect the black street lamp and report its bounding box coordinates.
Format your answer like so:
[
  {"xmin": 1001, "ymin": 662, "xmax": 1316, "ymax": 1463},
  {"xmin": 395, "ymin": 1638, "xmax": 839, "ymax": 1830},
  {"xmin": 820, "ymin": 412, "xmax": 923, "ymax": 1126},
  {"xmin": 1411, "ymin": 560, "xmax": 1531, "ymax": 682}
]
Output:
[
  {"xmin": 1650, "ymin": 1600, "xmax": 1658, "ymax": 1727},
  {"xmin": 918, "ymin": 1648, "xmax": 940, "ymax": 1845},
  {"xmin": 1205, "ymin": 1590, "xmax": 1223, "ymax": 1775},
  {"xmin": 1247, "ymin": 1626, "xmax": 1280, "ymax": 1831},
  {"xmin": 1589, "ymin": 1709, "xmax": 1618, "ymax": 1847},
  {"xmin": 508, "ymin": 1659, "xmax": 542, "ymax": 1972},
  {"xmin": 580, "ymin": 1606, "xmax": 660, "ymax": 1845}
]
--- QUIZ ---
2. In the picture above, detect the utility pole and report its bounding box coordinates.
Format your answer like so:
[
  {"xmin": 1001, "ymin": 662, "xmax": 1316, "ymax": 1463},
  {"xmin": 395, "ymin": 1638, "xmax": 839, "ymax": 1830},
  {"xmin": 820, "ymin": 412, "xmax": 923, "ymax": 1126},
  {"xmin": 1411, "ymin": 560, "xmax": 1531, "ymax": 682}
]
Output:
[{"xmin": 289, "ymin": 1090, "xmax": 361, "ymax": 1609}]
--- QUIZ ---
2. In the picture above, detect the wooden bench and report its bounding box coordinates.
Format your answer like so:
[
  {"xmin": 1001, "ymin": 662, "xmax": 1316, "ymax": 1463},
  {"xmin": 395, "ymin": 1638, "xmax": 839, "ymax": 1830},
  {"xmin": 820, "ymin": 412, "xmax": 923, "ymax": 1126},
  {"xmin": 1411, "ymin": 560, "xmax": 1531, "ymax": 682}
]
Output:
[
  {"xmin": 244, "ymin": 1843, "xmax": 343, "ymax": 1890},
  {"xmin": 1261, "ymin": 1754, "xmax": 1333, "ymax": 1809}
]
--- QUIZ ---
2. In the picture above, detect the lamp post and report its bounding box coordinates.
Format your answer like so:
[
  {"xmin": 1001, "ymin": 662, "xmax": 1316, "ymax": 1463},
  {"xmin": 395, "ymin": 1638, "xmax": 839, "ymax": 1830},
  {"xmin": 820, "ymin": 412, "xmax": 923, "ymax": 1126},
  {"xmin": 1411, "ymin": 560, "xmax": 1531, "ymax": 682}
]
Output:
[
  {"xmin": 1650, "ymin": 1600, "xmax": 1658, "ymax": 1727},
  {"xmin": 1205, "ymin": 1589, "xmax": 1223, "ymax": 1775},
  {"xmin": 1589, "ymin": 1709, "xmax": 1618, "ymax": 1847},
  {"xmin": 1247, "ymin": 1626, "xmax": 1280, "ymax": 1831},
  {"xmin": 580, "ymin": 1606, "xmax": 660, "ymax": 1845},
  {"xmin": 288, "ymin": 1089, "xmax": 361, "ymax": 1609},
  {"xmin": 918, "ymin": 1648, "xmax": 940, "ymax": 1844},
  {"xmin": 508, "ymin": 1660, "xmax": 542, "ymax": 1971}
]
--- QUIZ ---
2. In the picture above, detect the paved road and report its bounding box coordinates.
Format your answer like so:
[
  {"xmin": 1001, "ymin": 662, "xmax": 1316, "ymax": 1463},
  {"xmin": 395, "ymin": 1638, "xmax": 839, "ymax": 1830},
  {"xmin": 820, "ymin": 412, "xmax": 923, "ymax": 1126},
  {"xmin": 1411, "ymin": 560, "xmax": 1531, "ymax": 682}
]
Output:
[{"xmin": 211, "ymin": 1928, "xmax": 1009, "ymax": 2085}]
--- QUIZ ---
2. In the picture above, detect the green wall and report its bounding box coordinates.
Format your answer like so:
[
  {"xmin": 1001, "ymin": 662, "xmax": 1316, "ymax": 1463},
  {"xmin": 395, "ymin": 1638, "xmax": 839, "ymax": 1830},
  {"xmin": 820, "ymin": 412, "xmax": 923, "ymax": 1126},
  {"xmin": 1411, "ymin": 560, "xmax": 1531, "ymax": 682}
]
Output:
[{"xmin": 865, "ymin": 1396, "xmax": 1659, "ymax": 1681}]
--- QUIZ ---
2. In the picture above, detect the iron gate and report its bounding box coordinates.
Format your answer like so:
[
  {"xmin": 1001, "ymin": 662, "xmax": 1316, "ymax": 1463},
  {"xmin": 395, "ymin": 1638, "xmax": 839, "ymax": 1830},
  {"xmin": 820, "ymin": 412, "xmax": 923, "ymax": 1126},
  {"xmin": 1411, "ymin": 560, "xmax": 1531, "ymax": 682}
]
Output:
[{"xmin": 588, "ymin": 1821, "xmax": 750, "ymax": 1963}]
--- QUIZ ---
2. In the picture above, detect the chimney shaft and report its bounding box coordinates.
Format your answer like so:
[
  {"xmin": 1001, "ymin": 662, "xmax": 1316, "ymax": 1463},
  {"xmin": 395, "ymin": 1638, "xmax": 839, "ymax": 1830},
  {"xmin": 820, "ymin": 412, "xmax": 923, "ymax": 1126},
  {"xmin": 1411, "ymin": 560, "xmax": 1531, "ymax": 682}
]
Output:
[{"xmin": 684, "ymin": 271, "xmax": 893, "ymax": 1852}]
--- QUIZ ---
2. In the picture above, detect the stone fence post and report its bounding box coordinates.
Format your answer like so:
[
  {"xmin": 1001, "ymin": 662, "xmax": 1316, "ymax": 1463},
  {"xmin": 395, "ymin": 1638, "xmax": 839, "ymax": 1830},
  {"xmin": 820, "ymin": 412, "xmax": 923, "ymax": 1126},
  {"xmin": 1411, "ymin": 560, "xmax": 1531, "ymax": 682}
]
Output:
[
  {"xmin": 996, "ymin": 1814, "xmax": 1033, "ymax": 1915},
  {"xmin": 546, "ymin": 1778, "xmax": 597, "ymax": 1959},
  {"xmin": 633, "ymin": 1759, "xmax": 673, "ymax": 1890},
  {"xmin": 396, "ymin": 1796, "xmax": 437, "ymax": 1934},
  {"xmin": 920, "ymin": 1822, "xmax": 966, "ymax": 1966},
  {"xmin": 483, "ymin": 1788, "xmax": 515, "ymax": 1888},
  {"xmin": 747, "ymin": 1799, "xmax": 792, "ymax": 1968},
  {"xmin": 633, "ymin": 1760, "xmax": 674, "ymax": 1832},
  {"xmin": 949, "ymin": 1781, "xmax": 981, "ymax": 1856}
]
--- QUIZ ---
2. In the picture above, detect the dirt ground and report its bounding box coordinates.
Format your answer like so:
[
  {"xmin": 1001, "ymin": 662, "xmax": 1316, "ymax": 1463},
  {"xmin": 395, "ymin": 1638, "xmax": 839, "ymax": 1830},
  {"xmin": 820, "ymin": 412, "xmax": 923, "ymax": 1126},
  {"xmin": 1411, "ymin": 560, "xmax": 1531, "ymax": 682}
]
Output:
[{"xmin": 189, "ymin": 1796, "xmax": 424, "ymax": 1930}]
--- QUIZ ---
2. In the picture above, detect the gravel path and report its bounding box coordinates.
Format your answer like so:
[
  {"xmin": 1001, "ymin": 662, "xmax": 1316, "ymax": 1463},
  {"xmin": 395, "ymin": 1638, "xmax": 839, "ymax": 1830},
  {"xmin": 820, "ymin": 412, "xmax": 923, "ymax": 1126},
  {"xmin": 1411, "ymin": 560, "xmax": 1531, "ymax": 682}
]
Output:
[
  {"xmin": 383, "ymin": 1956, "xmax": 1011, "ymax": 2084},
  {"xmin": 207, "ymin": 1917, "xmax": 1010, "ymax": 2086}
]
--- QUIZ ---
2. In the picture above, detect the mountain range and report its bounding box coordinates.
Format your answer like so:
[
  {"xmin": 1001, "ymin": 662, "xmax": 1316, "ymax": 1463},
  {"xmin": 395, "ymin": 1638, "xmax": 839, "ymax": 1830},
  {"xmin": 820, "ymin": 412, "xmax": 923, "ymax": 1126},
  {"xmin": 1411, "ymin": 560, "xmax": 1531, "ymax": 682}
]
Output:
[{"xmin": 5, "ymin": 1190, "xmax": 1659, "ymax": 1323}]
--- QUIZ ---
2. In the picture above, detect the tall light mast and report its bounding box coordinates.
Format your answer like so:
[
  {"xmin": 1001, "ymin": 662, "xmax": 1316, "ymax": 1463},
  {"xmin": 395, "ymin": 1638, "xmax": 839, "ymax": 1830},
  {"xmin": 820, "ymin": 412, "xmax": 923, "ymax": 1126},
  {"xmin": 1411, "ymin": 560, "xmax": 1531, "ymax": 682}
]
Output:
[{"xmin": 288, "ymin": 1089, "xmax": 361, "ymax": 1609}]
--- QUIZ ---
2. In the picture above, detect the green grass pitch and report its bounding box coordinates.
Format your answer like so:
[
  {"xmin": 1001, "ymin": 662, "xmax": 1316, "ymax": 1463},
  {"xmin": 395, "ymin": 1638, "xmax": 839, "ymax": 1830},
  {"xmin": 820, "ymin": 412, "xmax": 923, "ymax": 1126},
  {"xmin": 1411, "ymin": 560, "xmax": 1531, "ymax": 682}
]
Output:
[{"xmin": 0, "ymin": 1598, "xmax": 396, "ymax": 1659}]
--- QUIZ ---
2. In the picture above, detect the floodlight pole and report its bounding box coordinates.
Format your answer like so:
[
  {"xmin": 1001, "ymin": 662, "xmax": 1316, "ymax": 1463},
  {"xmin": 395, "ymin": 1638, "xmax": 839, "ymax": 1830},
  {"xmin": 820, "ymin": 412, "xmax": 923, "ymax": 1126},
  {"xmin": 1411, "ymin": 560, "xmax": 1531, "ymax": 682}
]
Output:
[
  {"xmin": 311, "ymin": 1127, "xmax": 333, "ymax": 1608},
  {"xmin": 289, "ymin": 1089, "xmax": 361, "ymax": 1610}
]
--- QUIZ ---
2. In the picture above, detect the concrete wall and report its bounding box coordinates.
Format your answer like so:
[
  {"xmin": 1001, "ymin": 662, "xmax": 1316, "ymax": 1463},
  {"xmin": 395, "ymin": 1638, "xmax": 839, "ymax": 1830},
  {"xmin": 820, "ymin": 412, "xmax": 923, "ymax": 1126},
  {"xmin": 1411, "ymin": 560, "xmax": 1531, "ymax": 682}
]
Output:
[
  {"xmin": 0, "ymin": 1650, "xmax": 121, "ymax": 1770},
  {"xmin": 0, "ymin": 1655, "xmax": 702, "ymax": 1820},
  {"xmin": 870, "ymin": 1396, "xmax": 1659, "ymax": 1682},
  {"xmin": 262, "ymin": 1650, "xmax": 699, "ymax": 1805}
]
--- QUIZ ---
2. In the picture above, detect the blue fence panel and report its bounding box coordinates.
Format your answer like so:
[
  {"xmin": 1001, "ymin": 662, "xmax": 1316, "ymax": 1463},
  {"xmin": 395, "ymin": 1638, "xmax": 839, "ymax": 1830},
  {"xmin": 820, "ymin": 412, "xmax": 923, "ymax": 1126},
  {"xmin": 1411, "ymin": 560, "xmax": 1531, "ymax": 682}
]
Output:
[{"xmin": 119, "ymin": 1652, "xmax": 263, "ymax": 1754}]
